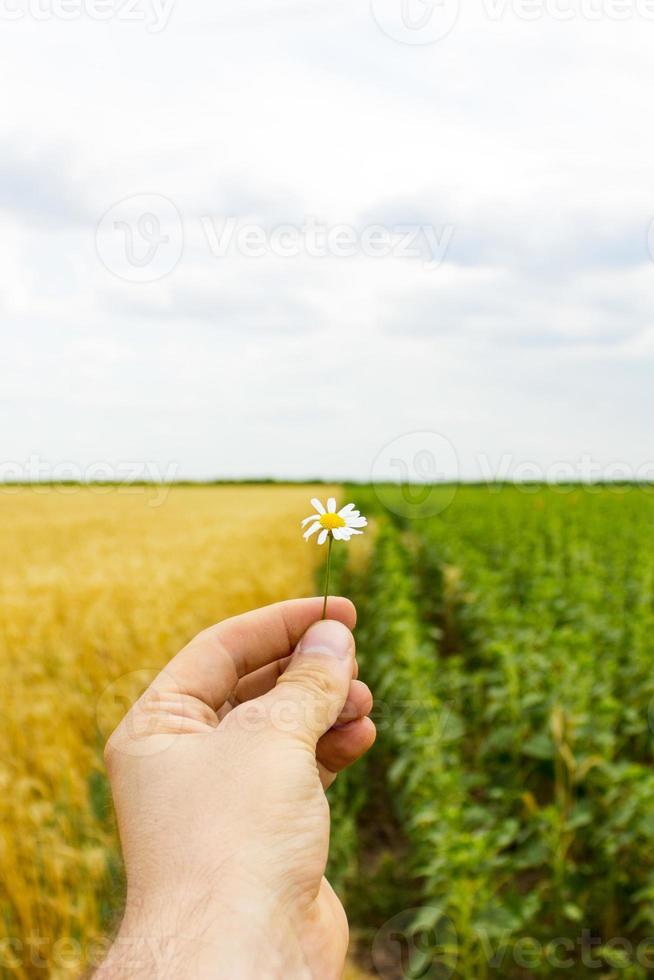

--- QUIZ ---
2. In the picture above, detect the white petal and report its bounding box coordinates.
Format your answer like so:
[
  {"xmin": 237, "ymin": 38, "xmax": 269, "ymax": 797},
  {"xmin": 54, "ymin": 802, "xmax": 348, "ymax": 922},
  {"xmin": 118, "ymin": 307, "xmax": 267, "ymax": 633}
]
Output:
[
  {"xmin": 303, "ymin": 522, "xmax": 321, "ymax": 539},
  {"xmin": 310, "ymin": 497, "xmax": 326, "ymax": 514},
  {"xmin": 301, "ymin": 515, "xmax": 318, "ymax": 527},
  {"xmin": 347, "ymin": 528, "xmax": 363, "ymax": 536},
  {"xmin": 338, "ymin": 502, "xmax": 356, "ymax": 516},
  {"xmin": 327, "ymin": 497, "xmax": 336, "ymax": 513},
  {"xmin": 345, "ymin": 516, "xmax": 367, "ymax": 528},
  {"xmin": 317, "ymin": 529, "xmax": 328, "ymax": 545},
  {"xmin": 332, "ymin": 527, "xmax": 346, "ymax": 540}
]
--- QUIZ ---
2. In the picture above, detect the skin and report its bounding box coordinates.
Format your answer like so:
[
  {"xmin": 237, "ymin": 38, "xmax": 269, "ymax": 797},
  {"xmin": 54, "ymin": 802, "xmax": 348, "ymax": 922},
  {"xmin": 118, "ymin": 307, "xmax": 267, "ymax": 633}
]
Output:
[{"xmin": 96, "ymin": 597, "xmax": 376, "ymax": 979}]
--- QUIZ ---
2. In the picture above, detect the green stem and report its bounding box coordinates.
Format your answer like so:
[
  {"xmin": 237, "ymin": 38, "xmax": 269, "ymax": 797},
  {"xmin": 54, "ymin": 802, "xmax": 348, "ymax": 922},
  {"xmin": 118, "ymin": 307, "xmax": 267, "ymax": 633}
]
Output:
[{"xmin": 321, "ymin": 535, "xmax": 334, "ymax": 620}]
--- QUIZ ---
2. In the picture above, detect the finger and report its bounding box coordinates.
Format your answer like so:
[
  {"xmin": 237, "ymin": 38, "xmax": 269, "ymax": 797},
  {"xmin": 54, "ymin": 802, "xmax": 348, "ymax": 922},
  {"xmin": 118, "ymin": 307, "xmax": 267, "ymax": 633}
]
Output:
[
  {"xmin": 218, "ymin": 673, "xmax": 367, "ymax": 726},
  {"xmin": 318, "ymin": 717, "xmax": 377, "ymax": 789},
  {"xmin": 152, "ymin": 597, "xmax": 356, "ymax": 711},
  {"xmin": 333, "ymin": 680, "xmax": 373, "ymax": 727},
  {"xmin": 227, "ymin": 655, "xmax": 361, "ymax": 709},
  {"xmin": 260, "ymin": 619, "xmax": 355, "ymax": 747}
]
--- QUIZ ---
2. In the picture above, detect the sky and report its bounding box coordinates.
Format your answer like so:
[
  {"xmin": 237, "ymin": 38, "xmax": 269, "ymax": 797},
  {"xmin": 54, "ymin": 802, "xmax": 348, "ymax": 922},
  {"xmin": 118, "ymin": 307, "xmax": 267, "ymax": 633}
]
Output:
[{"xmin": 1, "ymin": 0, "xmax": 653, "ymax": 483}]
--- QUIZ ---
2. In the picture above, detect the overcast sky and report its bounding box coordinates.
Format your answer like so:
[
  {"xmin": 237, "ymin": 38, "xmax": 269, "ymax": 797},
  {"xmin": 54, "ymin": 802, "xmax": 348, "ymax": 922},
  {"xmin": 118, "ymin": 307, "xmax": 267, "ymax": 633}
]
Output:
[{"xmin": 1, "ymin": 0, "xmax": 653, "ymax": 483}]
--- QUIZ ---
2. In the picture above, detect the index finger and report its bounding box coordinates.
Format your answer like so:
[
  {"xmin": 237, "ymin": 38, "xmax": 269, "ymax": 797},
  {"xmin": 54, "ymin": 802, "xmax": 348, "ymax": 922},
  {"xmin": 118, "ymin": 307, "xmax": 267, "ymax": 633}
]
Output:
[{"xmin": 154, "ymin": 596, "xmax": 357, "ymax": 711}]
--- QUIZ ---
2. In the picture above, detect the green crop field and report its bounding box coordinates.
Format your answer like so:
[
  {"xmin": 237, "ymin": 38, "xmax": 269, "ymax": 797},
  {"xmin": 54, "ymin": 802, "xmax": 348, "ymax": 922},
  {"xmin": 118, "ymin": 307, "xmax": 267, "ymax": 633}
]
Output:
[
  {"xmin": 330, "ymin": 484, "xmax": 654, "ymax": 979},
  {"xmin": 3, "ymin": 484, "xmax": 654, "ymax": 978}
]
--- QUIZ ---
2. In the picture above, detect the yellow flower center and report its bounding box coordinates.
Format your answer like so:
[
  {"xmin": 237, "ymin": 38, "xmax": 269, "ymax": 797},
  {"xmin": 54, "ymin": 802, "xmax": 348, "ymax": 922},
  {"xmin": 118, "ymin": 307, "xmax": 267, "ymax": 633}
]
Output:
[{"xmin": 319, "ymin": 512, "xmax": 346, "ymax": 530}]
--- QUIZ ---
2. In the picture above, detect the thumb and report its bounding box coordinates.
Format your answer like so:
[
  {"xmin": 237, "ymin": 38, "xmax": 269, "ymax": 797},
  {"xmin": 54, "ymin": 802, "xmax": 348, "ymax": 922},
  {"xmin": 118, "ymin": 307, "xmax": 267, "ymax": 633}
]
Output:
[{"xmin": 262, "ymin": 619, "xmax": 355, "ymax": 747}]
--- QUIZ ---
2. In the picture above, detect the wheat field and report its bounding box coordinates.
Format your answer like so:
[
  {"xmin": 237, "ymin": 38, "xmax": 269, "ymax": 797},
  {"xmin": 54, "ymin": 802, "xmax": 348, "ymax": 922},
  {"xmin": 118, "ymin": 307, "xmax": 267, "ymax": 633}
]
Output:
[{"xmin": 0, "ymin": 485, "xmax": 342, "ymax": 978}]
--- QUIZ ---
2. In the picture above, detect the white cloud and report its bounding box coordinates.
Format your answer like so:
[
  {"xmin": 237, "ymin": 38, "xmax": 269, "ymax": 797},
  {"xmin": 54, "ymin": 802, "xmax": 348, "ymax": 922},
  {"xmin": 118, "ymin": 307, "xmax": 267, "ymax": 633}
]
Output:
[{"xmin": 1, "ymin": 1, "xmax": 653, "ymax": 479}]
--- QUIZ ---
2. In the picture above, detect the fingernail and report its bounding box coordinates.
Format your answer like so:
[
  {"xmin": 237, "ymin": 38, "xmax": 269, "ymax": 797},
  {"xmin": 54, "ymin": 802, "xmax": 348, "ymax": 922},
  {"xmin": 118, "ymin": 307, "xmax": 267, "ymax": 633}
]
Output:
[{"xmin": 297, "ymin": 620, "xmax": 353, "ymax": 661}]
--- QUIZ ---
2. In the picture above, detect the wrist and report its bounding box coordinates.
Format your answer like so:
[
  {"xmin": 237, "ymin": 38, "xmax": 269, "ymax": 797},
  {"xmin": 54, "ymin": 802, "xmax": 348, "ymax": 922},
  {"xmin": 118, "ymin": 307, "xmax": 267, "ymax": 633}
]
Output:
[{"xmin": 96, "ymin": 879, "xmax": 307, "ymax": 979}]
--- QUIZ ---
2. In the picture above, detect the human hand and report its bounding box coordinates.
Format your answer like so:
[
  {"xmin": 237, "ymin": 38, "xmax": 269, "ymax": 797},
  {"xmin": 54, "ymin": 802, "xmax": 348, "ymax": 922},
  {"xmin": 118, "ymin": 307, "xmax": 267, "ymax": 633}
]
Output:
[{"xmin": 97, "ymin": 598, "xmax": 375, "ymax": 979}]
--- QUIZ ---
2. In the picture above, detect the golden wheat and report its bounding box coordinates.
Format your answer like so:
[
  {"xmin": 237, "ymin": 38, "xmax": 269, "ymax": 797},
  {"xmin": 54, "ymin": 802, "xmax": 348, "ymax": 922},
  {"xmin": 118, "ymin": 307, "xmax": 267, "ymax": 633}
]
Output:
[{"xmin": 0, "ymin": 485, "xmax": 337, "ymax": 978}]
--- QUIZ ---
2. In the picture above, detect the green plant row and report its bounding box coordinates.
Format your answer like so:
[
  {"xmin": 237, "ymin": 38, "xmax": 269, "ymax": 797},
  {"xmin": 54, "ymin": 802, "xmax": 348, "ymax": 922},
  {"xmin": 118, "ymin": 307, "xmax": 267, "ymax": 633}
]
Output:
[{"xmin": 337, "ymin": 485, "xmax": 654, "ymax": 978}]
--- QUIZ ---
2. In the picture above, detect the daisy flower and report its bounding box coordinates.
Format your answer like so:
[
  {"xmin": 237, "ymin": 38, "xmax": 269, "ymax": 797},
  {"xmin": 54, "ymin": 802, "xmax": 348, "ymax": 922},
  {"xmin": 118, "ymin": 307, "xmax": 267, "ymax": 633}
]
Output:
[
  {"xmin": 301, "ymin": 497, "xmax": 368, "ymax": 545},
  {"xmin": 301, "ymin": 497, "xmax": 368, "ymax": 619}
]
